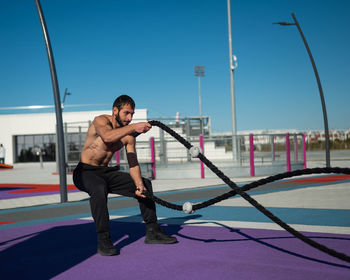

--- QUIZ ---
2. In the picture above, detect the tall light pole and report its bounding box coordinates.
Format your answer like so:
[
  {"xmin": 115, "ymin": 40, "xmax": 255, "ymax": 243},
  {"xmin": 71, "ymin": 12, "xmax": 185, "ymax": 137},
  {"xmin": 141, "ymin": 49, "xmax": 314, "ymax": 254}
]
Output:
[
  {"xmin": 35, "ymin": 0, "xmax": 67, "ymax": 202},
  {"xmin": 274, "ymin": 13, "xmax": 331, "ymax": 168},
  {"xmin": 227, "ymin": 0, "xmax": 238, "ymax": 161},
  {"xmin": 194, "ymin": 65, "xmax": 205, "ymax": 134}
]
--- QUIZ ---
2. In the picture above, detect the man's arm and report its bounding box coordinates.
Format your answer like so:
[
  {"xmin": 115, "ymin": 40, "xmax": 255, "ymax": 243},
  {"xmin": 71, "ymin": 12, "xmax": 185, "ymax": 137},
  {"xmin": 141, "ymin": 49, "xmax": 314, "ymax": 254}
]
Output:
[
  {"xmin": 126, "ymin": 136, "xmax": 146, "ymax": 198},
  {"xmin": 93, "ymin": 116, "xmax": 151, "ymax": 144}
]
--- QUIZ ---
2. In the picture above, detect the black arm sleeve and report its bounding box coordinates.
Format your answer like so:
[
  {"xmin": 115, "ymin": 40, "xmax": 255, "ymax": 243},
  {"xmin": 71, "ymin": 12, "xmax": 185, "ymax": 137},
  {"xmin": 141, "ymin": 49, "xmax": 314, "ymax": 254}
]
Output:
[
  {"xmin": 130, "ymin": 131, "xmax": 140, "ymax": 138},
  {"xmin": 127, "ymin": 152, "xmax": 139, "ymax": 168}
]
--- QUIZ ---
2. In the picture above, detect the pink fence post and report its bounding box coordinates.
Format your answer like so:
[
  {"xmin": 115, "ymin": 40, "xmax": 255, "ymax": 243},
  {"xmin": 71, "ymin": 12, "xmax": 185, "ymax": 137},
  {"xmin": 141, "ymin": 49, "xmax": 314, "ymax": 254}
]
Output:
[
  {"xmin": 286, "ymin": 133, "xmax": 291, "ymax": 172},
  {"xmin": 200, "ymin": 135, "xmax": 205, "ymax": 179},
  {"xmin": 272, "ymin": 136, "xmax": 275, "ymax": 161},
  {"xmin": 294, "ymin": 134, "xmax": 298, "ymax": 162},
  {"xmin": 150, "ymin": 137, "xmax": 156, "ymax": 179},
  {"xmin": 116, "ymin": 150, "xmax": 120, "ymax": 164},
  {"xmin": 303, "ymin": 134, "xmax": 307, "ymax": 169},
  {"xmin": 249, "ymin": 134, "xmax": 255, "ymax": 176}
]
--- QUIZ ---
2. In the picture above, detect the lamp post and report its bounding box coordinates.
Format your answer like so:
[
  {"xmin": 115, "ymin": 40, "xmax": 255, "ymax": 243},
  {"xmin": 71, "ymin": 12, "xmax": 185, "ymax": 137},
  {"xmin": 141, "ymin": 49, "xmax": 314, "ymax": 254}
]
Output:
[
  {"xmin": 194, "ymin": 65, "xmax": 205, "ymax": 134},
  {"xmin": 35, "ymin": 0, "xmax": 67, "ymax": 202},
  {"xmin": 227, "ymin": 0, "xmax": 239, "ymax": 162},
  {"xmin": 273, "ymin": 13, "xmax": 330, "ymax": 168}
]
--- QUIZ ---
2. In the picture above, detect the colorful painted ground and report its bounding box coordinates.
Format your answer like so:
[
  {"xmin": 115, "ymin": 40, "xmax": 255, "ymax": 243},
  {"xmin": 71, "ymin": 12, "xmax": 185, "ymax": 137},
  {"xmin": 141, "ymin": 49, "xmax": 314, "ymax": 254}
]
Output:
[
  {"xmin": 0, "ymin": 175, "xmax": 350, "ymax": 279},
  {"xmin": 0, "ymin": 183, "xmax": 78, "ymax": 199}
]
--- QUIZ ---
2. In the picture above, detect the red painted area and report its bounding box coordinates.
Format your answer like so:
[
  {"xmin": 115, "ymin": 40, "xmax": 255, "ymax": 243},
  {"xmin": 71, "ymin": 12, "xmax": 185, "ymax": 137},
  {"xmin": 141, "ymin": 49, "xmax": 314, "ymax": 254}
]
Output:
[
  {"xmin": 0, "ymin": 221, "xmax": 13, "ymax": 225},
  {"xmin": 0, "ymin": 183, "xmax": 77, "ymax": 193},
  {"xmin": 0, "ymin": 164, "xmax": 13, "ymax": 169},
  {"xmin": 286, "ymin": 174, "xmax": 350, "ymax": 183}
]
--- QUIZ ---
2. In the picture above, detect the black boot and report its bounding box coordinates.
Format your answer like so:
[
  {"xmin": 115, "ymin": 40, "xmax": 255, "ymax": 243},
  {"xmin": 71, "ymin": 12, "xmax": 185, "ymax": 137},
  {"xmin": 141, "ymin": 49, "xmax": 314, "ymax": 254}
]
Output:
[
  {"xmin": 145, "ymin": 223, "xmax": 177, "ymax": 244},
  {"xmin": 97, "ymin": 232, "xmax": 119, "ymax": 256}
]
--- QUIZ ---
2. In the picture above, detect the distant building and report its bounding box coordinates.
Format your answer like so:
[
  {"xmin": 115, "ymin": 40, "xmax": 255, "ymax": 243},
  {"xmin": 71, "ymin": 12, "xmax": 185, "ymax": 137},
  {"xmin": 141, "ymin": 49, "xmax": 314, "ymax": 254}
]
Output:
[
  {"xmin": 0, "ymin": 110, "xmax": 348, "ymax": 165},
  {"xmin": 0, "ymin": 110, "xmax": 147, "ymax": 165}
]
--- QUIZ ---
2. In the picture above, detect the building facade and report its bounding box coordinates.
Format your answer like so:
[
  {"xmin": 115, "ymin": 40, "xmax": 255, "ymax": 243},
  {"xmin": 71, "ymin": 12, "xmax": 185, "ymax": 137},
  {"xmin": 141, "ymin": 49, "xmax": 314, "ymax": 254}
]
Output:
[{"xmin": 0, "ymin": 109, "xmax": 148, "ymax": 165}]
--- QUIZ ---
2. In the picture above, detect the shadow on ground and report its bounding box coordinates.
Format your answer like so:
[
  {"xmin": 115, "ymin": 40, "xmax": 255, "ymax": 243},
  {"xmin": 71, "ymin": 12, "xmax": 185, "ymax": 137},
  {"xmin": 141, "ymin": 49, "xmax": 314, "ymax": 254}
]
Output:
[
  {"xmin": 0, "ymin": 215, "xmax": 196, "ymax": 279},
  {"xmin": 1, "ymin": 215, "xmax": 349, "ymax": 279}
]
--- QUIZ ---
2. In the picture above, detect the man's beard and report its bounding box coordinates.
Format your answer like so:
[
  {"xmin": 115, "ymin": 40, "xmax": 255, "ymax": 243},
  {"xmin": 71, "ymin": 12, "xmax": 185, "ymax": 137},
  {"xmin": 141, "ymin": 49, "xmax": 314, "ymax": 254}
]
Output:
[{"xmin": 115, "ymin": 113, "xmax": 128, "ymax": 127}]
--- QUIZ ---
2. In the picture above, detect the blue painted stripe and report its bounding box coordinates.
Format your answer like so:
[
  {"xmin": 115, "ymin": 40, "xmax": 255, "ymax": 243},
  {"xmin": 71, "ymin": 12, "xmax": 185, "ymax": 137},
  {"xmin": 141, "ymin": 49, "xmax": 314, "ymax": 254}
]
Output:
[
  {"xmin": 2, "ymin": 204, "xmax": 349, "ymax": 230},
  {"xmin": 108, "ymin": 204, "xmax": 350, "ymax": 228},
  {"xmin": 154, "ymin": 205, "xmax": 350, "ymax": 227}
]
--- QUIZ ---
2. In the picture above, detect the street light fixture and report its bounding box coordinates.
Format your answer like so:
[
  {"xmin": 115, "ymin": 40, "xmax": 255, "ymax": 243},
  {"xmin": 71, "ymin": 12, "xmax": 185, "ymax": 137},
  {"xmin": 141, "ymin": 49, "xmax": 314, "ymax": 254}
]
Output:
[
  {"xmin": 194, "ymin": 65, "xmax": 205, "ymax": 134},
  {"xmin": 274, "ymin": 13, "xmax": 331, "ymax": 168},
  {"xmin": 62, "ymin": 88, "xmax": 72, "ymax": 110}
]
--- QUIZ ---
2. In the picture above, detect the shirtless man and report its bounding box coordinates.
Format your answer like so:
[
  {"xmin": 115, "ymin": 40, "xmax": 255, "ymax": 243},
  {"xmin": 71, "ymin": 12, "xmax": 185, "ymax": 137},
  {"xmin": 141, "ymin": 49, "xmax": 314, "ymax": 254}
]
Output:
[{"xmin": 73, "ymin": 95, "xmax": 177, "ymax": 256}]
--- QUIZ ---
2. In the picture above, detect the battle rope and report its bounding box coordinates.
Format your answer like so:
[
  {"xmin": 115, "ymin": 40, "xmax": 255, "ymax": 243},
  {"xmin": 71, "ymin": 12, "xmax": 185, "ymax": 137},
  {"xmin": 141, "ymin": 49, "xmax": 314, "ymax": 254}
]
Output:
[{"xmin": 146, "ymin": 120, "xmax": 350, "ymax": 263}]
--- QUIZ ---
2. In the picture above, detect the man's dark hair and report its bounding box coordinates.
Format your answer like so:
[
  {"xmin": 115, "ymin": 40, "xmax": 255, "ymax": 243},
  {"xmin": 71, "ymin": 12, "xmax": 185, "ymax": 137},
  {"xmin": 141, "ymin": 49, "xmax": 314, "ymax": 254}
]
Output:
[{"xmin": 113, "ymin": 95, "xmax": 135, "ymax": 110}]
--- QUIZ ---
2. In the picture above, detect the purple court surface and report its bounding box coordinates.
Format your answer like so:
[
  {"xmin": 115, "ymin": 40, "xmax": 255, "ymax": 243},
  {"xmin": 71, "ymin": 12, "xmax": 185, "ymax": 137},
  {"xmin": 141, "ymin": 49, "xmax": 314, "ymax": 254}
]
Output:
[
  {"xmin": 1, "ymin": 175, "xmax": 350, "ymax": 279},
  {"xmin": 1, "ymin": 218, "xmax": 350, "ymax": 279}
]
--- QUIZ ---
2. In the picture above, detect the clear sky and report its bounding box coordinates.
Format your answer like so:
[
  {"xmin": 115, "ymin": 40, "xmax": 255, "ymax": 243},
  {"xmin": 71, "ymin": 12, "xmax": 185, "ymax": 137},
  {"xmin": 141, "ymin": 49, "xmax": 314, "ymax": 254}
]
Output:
[{"xmin": 1, "ymin": 0, "xmax": 349, "ymax": 132}]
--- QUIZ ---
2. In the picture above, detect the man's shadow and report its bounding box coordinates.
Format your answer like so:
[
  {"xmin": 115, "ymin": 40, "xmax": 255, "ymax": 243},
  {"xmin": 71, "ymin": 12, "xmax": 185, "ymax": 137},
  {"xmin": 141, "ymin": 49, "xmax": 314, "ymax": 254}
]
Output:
[
  {"xmin": 0, "ymin": 214, "xmax": 198, "ymax": 280},
  {"xmin": 1, "ymin": 214, "xmax": 349, "ymax": 280}
]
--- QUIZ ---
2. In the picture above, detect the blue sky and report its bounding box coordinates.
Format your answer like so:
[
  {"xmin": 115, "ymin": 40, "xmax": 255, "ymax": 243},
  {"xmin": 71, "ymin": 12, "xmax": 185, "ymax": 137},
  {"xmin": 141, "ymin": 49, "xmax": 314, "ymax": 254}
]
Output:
[{"xmin": 1, "ymin": 0, "xmax": 349, "ymax": 132}]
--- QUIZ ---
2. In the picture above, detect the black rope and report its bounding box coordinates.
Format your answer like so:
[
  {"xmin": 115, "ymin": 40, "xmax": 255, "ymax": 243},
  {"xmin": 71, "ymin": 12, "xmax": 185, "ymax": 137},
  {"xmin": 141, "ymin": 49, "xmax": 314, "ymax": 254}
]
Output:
[{"xmin": 147, "ymin": 120, "xmax": 350, "ymax": 263}]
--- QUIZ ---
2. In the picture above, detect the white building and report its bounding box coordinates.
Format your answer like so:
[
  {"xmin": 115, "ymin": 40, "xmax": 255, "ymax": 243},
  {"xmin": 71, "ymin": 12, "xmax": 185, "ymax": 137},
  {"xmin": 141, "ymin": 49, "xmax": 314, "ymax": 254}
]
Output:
[
  {"xmin": 2, "ymin": 109, "xmax": 346, "ymax": 167},
  {"xmin": 0, "ymin": 109, "xmax": 148, "ymax": 165}
]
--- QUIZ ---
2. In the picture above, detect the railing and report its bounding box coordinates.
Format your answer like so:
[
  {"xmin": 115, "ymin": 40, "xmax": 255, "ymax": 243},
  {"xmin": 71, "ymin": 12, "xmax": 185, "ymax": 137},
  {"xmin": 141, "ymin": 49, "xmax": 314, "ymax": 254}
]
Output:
[
  {"xmin": 126, "ymin": 132, "xmax": 306, "ymax": 179},
  {"xmin": 63, "ymin": 120, "xmax": 306, "ymax": 179}
]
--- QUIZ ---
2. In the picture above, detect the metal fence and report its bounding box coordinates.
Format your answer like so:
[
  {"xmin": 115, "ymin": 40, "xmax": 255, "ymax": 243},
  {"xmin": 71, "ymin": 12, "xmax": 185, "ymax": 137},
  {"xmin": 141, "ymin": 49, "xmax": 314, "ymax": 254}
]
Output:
[{"xmin": 63, "ymin": 119, "xmax": 306, "ymax": 178}]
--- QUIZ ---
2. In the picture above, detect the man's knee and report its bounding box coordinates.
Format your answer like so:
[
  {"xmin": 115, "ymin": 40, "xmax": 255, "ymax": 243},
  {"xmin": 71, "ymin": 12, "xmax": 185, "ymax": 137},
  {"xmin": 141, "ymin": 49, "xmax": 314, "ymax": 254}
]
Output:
[{"xmin": 89, "ymin": 184, "xmax": 108, "ymax": 200}]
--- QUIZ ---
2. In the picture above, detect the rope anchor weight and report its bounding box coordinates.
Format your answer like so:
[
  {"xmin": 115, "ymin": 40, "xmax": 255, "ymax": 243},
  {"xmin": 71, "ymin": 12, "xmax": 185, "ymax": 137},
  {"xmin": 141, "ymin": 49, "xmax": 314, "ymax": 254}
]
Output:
[
  {"xmin": 182, "ymin": 201, "xmax": 195, "ymax": 214},
  {"xmin": 189, "ymin": 146, "xmax": 202, "ymax": 158}
]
